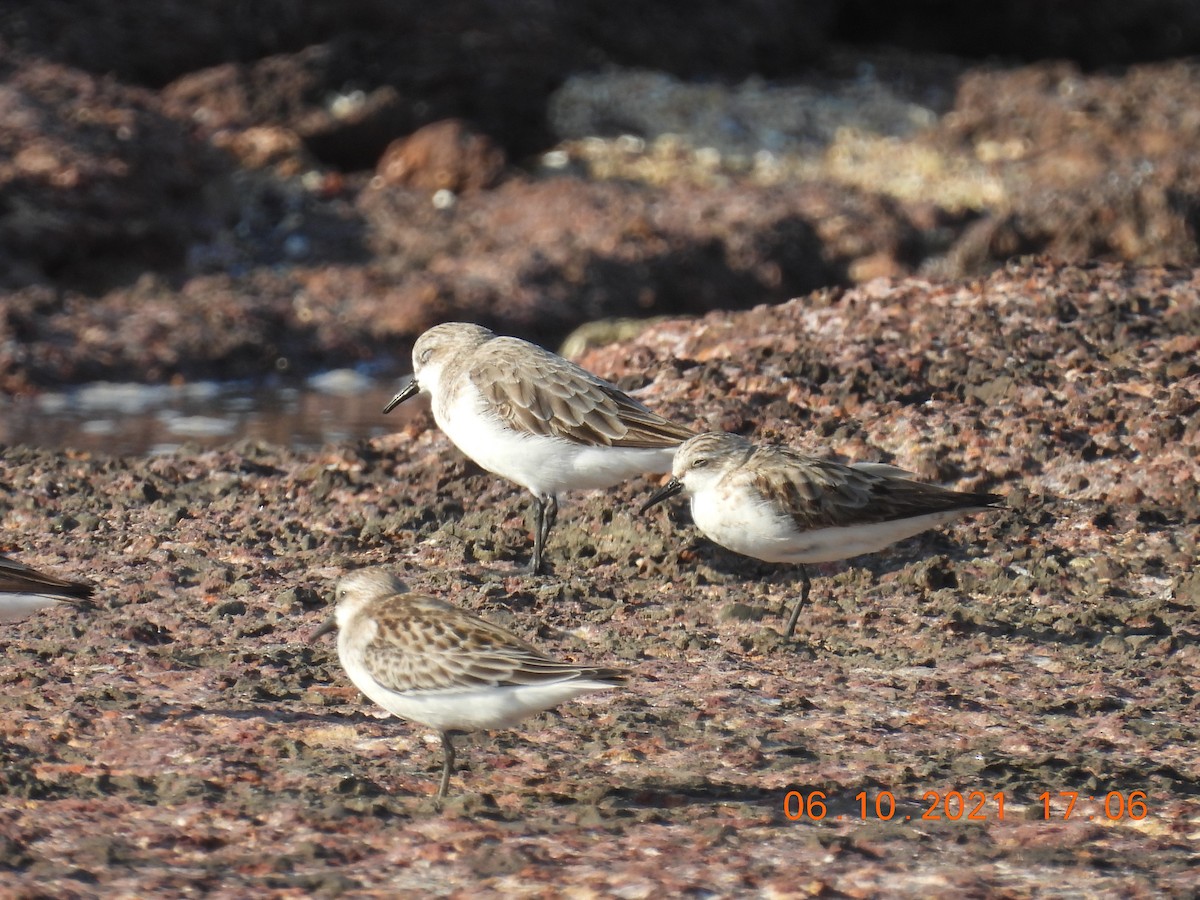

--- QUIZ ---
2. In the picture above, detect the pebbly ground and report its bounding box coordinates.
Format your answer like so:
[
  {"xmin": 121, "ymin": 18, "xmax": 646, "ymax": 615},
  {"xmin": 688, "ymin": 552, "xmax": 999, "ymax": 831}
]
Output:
[{"xmin": 1, "ymin": 259, "xmax": 1198, "ymax": 896}]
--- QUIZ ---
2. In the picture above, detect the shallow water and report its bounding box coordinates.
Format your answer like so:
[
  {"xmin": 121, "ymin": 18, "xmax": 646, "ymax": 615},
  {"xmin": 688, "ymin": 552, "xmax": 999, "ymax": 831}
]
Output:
[{"xmin": 0, "ymin": 369, "xmax": 418, "ymax": 456}]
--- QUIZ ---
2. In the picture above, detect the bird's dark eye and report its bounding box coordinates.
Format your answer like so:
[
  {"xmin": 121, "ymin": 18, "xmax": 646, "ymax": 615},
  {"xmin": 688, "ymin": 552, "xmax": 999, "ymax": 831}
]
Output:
[
  {"xmin": 691, "ymin": 457, "xmax": 709, "ymax": 469},
  {"xmin": 417, "ymin": 348, "xmax": 432, "ymax": 365}
]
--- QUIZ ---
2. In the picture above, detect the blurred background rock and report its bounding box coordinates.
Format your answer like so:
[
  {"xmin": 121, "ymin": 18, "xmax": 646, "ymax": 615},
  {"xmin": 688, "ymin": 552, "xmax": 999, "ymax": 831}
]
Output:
[{"xmin": 2, "ymin": 0, "xmax": 1198, "ymax": 393}]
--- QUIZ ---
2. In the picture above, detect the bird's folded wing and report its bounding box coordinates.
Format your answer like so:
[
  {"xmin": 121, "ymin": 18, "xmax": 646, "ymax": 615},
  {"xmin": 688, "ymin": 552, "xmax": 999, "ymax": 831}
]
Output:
[
  {"xmin": 472, "ymin": 344, "xmax": 693, "ymax": 448},
  {"xmin": 752, "ymin": 448, "xmax": 999, "ymax": 529},
  {"xmin": 363, "ymin": 603, "xmax": 624, "ymax": 693},
  {"xmin": 0, "ymin": 554, "xmax": 94, "ymax": 600}
]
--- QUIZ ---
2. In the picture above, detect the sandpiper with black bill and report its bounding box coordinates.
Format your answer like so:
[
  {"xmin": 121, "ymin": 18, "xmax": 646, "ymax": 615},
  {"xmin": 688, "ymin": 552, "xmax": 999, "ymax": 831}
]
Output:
[
  {"xmin": 384, "ymin": 322, "xmax": 694, "ymax": 573},
  {"xmin": 641, "ymin": 431, "xmax": 1003, "ymax": 640},
  {"xmin": 310, "ymin": 569, "xmax": 628, "ymax": 805}
]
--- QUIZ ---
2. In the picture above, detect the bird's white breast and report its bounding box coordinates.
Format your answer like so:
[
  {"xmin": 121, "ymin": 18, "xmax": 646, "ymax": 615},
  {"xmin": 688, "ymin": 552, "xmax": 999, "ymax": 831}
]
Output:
[
  {"xmin": 690, "ymin": 485, "xmax": 983, "ymax": 564},
  {"xmin": 434, "ymin": 380, "xmax": 674, "ymax": 496}
]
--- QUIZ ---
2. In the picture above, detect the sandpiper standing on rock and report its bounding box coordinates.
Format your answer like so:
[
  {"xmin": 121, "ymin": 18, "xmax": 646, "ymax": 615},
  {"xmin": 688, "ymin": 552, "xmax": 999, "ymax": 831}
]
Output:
[
  {"xmin": 0, "ymin": 553, "xmax": 94, "ymax": 623},
  {"xmin": 384, "ymin": 322, "xmax": 694, "ymax": 573},
  {"xmin": 310, "ymin": 569, "xmax": 628, "ymax": 804},
  {"xmin": 641, "ymin": 431, "xmax": 1002, "ymax": 640}
]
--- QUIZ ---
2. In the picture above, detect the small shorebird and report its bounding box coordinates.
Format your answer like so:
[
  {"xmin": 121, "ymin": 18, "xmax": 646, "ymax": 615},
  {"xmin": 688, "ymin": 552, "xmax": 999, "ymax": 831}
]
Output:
[
  {"xmin": 0, "ymin": 553, "xmax": 94, "ymax": 623},
  {"xmin": 641, "ymin": 432, "xmax": 1002, "ymax": 639},
  {"xmin": 310, "ymin": 569, "xmax": 628, "ymax": 804},
  {"xmin": 384, "ymin": 322, "xmax": 694, "ymax": 573}
]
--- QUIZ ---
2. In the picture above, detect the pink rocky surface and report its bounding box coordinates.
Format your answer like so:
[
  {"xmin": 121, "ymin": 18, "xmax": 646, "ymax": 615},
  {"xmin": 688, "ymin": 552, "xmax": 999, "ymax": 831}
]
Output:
[{"xmin": 2, "ymin": 259, "xmax": 1197, "ymax": 895}]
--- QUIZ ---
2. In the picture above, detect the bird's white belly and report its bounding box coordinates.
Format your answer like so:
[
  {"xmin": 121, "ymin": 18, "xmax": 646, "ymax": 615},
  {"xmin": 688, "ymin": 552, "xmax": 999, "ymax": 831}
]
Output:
[
  {"xmin": 344, "ymin": 664, "xmax": 614, "ymax": 732},
  {"xmin": 691, "ymin": 491, "xmax": 979, "ymax": 564},
  {"xmin": 0, "ymin": 593, "xmax": 65, "ymax": 623},
  {"xmin": 436, "ymin": 389, "xmax": 674, "ymax": 496}
]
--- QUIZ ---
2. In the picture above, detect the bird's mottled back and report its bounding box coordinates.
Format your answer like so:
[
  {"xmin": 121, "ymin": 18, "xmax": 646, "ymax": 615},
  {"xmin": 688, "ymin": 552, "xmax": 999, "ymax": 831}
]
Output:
[
  {"xmin": 746, "ymin": 444, "xmax": 1001, "ymax": 530},
  {"xmin": 332, "ymin": 568, "xmax": 628, "ymax": 696},
  {"xmin": 471, "ymin": 337, "xmax": 695, "ymax": 448}
]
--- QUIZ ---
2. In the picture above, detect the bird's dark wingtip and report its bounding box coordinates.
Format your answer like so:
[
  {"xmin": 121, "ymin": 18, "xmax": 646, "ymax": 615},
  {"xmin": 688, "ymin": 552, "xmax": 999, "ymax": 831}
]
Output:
[
  {"xmin": 598, "ymin": 667, "xmax": 632, "ymax": 686},
  {"xmin": 64, "ymin": 580, "xmax": 95, "ymax": 600}
]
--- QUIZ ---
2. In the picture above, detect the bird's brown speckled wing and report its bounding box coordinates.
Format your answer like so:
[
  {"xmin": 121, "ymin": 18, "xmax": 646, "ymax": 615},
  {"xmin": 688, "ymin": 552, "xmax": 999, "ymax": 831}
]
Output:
[
  {"xmin": 361, "ymin": 594, "xmax": 628, "ymax": 694},
  {"xmin": 470, "ymin": 338, "xmax": 694, "ymax": 448},
  {"xmin": 0, "ymin": 554, "xmax": 94, "ymax": 600},
  {"xmin": 747, "ymin": 446, "xmax": 1001, "ymax": 530}
]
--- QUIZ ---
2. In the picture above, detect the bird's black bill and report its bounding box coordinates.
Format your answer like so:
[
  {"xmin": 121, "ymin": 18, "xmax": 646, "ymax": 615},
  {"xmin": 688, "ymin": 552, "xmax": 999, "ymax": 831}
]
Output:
[
  {"xmin": 308, "ymin": 616, "xmax": 337, "ymax": 643},
  {"xmin": 640, "ymin": 477, "xmax": 684, "ymax": 513},
  {"xmin": 382, "ymin": 376, "xmax": 420, "ymax": 414}
]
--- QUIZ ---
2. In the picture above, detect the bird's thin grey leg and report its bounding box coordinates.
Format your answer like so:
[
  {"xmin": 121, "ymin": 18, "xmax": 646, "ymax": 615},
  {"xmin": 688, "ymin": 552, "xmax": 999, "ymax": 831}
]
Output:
[
  {"xmin": 528, "ymin": 494, "xmax": 557, "ymax": 575},
  {"xmin": 541, "ymin": 495, "xmax": 558, "ymax": 550},
  {"xmin": 437, "ymin": 731, "xmax": 456, "ymax": 803},
  {"xmin": 529, "ymin": 495, "xmax": 546, "ymax": 574},
  {"xmin": 783, "ymin": 565, "xmax": 812, "ymax": 640}
]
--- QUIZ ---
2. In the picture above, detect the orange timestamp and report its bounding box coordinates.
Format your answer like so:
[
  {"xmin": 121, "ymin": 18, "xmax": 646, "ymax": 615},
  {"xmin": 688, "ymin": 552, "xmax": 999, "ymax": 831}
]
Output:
[{"xmin": 782, "ymin": 789, "xmax": 1150, "ymax": 823}]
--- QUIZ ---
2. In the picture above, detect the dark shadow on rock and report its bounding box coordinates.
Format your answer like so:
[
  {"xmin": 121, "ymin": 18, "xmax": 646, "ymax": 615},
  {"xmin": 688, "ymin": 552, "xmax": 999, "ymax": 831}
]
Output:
[
  {"xmin": 833, "ymin": 0, "xmax": 1200, "ymax": 69},
  {"xmin": 516, "ymin": 214, "xmax": 836, "ymax": 348},
  {"xmin": 0, "ymin": 53, "xmax": 373, "ymax": 295},
  {"xmin": 159, "ymin": 706, "xmax": 382, "ymax": 727},
  {"xmin": 0, "ymin": 2, "xmax": 837, "ymax": 164},
  {"xmin": 590, "ymin": 778, "xmax": 776, "ymax": 810}
]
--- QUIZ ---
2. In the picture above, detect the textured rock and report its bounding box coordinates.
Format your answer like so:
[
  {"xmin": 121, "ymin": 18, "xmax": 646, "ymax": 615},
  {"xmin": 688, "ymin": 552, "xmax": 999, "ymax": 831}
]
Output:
[
  {"xmin": 1, "ymin": 260, "xmax": 1196, "ymax": 894},
  {"xmin": 375, "ymin": 120, "xmax": 506, "ymax": 194}
]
